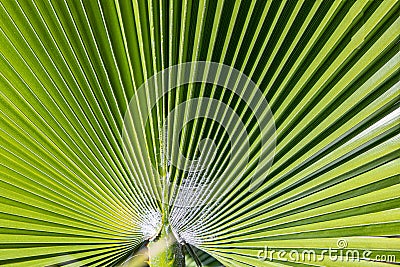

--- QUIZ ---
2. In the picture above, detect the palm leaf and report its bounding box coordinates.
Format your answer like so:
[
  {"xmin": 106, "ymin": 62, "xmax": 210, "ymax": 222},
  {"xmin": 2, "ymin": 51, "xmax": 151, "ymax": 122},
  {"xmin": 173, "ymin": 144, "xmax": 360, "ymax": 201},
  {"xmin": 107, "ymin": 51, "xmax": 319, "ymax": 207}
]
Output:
[{"xmin": 0, "ymin": 0, "xmax": 399, "ymax": 266}]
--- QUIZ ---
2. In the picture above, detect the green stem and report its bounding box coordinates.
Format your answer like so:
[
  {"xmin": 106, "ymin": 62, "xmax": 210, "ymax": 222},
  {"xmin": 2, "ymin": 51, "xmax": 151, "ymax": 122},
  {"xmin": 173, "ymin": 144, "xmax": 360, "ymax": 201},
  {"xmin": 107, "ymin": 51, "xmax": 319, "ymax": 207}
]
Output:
[
  {"xmin": 147, "ymin": 190, "xmax": 185, "ymax": 267},
  {"xmin": 147, "ymin": 223, "xmax": 185, "ymax": 267}
]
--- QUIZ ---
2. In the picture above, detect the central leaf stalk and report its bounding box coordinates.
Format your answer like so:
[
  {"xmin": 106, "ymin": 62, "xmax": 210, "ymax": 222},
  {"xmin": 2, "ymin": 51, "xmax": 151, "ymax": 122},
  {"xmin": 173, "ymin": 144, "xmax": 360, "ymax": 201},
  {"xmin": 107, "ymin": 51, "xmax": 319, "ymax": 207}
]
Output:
[{"xmin": 147, "ymin": 183, "xmax": 185, "ymax": 266}]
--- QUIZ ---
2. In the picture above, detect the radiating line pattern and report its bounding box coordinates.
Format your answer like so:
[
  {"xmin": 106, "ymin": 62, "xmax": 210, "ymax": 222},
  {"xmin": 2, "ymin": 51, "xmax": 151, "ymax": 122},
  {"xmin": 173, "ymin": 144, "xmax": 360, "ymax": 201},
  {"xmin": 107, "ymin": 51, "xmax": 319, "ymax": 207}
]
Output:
[{"xmin": 0, "ymin": 0, "xmax": 399, "ymax": 266}]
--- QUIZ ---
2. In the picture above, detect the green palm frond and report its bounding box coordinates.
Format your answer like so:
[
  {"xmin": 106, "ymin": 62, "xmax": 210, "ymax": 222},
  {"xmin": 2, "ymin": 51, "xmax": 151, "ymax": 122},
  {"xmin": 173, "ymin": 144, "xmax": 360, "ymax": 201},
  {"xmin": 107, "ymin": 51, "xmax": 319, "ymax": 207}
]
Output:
[{"xmin": 1, "ymin": 0, "xmax": 399, "ymax": 266}]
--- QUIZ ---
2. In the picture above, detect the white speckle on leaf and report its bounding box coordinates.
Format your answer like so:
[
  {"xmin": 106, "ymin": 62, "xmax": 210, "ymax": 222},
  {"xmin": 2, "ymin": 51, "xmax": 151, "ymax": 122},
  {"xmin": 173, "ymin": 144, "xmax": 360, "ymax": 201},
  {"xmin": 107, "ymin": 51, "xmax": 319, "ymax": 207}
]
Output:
[{"xmin": 139, "ymin": 210, "xmax": 162, "ymax": 241}]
